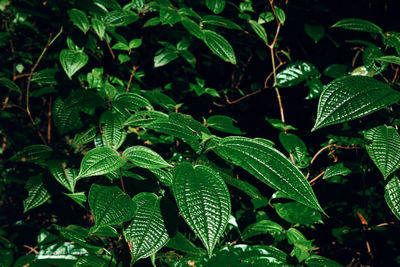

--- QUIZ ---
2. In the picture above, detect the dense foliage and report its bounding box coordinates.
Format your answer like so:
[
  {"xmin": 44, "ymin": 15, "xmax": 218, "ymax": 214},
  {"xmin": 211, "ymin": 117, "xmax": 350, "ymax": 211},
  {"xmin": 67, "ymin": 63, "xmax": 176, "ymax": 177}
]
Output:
[{"xmin": 1, "ymin": 0, "xmax": 400, "ymax": 266}]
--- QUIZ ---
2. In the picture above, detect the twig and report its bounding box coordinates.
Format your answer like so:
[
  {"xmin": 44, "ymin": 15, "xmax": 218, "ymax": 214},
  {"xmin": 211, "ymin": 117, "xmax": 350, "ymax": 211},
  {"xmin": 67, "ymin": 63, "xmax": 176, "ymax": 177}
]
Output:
[
  {"xmin": 23, "ymin": 244, "xmax": 39, "ymax": 255},
  {"xmin": 126, "ymin": 65, "xmax": 138, "ymax": 92},
  {"xmin": 120, "ymin": 168, "xmax": 126, "ymax": 193},
  {"xmin": 309, "ymin": 171, "xmax": 325, "ymax": 185},
  {"xmin": 105, "ymin": 41, "xmax": 116, "ymax": 60},
  {"xmin": 13, "ymin": 73, "xmax": 35, "ymax": 81},
  {"xmin": 47, "ymin": 96, "xmax": 52, "ymax": 144},
  {"xmin": 310, "ymin": 144, "xmax": 335, "ymax": 165}
]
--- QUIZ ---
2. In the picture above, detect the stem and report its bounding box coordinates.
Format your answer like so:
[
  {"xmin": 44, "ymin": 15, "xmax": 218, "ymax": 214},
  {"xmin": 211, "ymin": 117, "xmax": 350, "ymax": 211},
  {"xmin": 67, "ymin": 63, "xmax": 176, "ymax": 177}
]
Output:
[
  {"xmin": 119, "ymin": 168, "xmax": 126, "ymax": 193},
  {"xmin": 126, "ymin": 65, "xmax": 138, "ymax": 92}
]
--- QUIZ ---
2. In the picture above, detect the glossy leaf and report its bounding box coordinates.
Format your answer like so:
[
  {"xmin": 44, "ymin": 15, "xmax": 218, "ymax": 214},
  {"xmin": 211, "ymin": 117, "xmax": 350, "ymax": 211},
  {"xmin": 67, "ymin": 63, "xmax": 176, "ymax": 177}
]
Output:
[
  {"xmin": 242, "ymin": 220, "xmax": 284, "ymax": 240},
  {"xmin": 23, "ymin": 175, "xmax": 50, "ymax": 213},
  {"xmin": 36, "ymin": 241, "xmax": 88, "ymax": 261},
  {"xmin": 331, "ymin": 18, "xmax": 383, "ymax": 34},
  {"xmin": 91, "ymin": 18, "xmax": 105, "ymax": 40},
  {"xmin": 322, "ymin": 64, "xmax": 348, "ymax": 79},
  {"xmin": 305, "ymin": 255, "xmax": 343, "ymax": 267},
  {"xmin": 65, "ymin": 192, "xmax": 86, "ymax": 208},
  {"xmin": 89, "ymin": 184, "xmax": 136, "ymax": 230},
  {"xmin": 123, "ymin": 146, "xmax": 172, "ymax": 169},
  {"xmin": 125, "ymin": 192, "xmax": 169, "ymax": 263},
  {"xmin": 206, "ymin": 0, "xmax": 225, "ymax": 14},
  {"xmin": 384, "ymin": 175, "xmax": 400, "ymax": 220},
  {"xmin": 219, "ymin": 171, "xmax": 262, "ymax": 200},
  {"xmin": 72, "ymin": 127, "xmax": 98, "ymax": 147},
  {"xmin": 207, "ymin": 115, "xmax": 243, "ymax": 134},
  {"xmin": 375, "ymin": 55, "xmax": 400, "ymax": 65},
  {"xmin": 77, "ymin": 147, "xmax": 126, "ymax": 179},
  {"xmin": 312, "ymin": 76, "xmax": 400, "ymax": 131},
  {"xmin": 215, "ymin": 136, "xmax": 324, "ymax": 212},
  {"xmin": 203, "ymin": 30, "xmax": 236, "ymax": 64},
  {"xmin": 67, "ymin": 9, "xmax": 90, "ymax": 34},
  {"xmin": 249, "ymin": 20, "xmax": 268, "ymax": 43},
  {"xmin": 100, "ymin": 111, "xmax": 126, "ymax": 150},
  {"xmin": 124, "ymin": 110, "xmax": 169, "ymax": 127},
  {"xmin": 202, "ymin": 15, "xmax": 242, "ymax": 30},
  {"xmin": 154, "ymin": 50, "xmax": 179, "ymax": 67},
  {"xmin": 112, "ymin": 92, "xmax": 153, "ymax": 117},
  {"xmin": 364, "ymin": 125, "xmax": 400, "ymax": 179},
  {"xmin": 75, "ymin": 256, "xmax": 108, "ymax": 267},
  {"xmin": 104, "ymin": 10, "xmax": 139, "ymax": 27},
  {"xmin": 173, "ymin": 163, "xmax": 231, "ymax": 255},
  {"xmin": 59, "ymin": 49, "xmax": 88, "ymax": 79},
  {"xmin": 53, "ymin": 98, "xmax": 83, "ymax": 135},
  {"xmin": 274, "ymin": 202, "xmax": 323, "ymax": 224},
  {"xmin": 166, "ymin": 232, "xmax": 204, "ymax": 255},
  {"xmin": 0, "ymin": 77, "xmax": 21, "ymax": 94},
  {"xmin": 275, "ymin": 7, "xmax": 286, "ymax": 25},
  {"xmin": 304, "ymin": 24, "xmax": 325, "ymax": 43},
  {"xmin": 160, "ymin": 7, "xmax": 181, "ymax": 25},
  {"xmin": 276, "ymin": 61, "xmax": 319, "ymax": 88},
  {"xmin": 323, "ymin": 163, "xmax": 351, "ymax": 180},
  {"xmin": 362, "ymin": 45, "xmax": 387, "ymax": 75},
  {"xmin": 48, "ymin": 160, "xmax": 77, "ymax": 193},
  {"xmin": 278, "ymin": 132, "xmax": 307, "ymax": 163},
  {"xmin": 181, "ymin": 17, "xmax": 204, "ymax": 40}
]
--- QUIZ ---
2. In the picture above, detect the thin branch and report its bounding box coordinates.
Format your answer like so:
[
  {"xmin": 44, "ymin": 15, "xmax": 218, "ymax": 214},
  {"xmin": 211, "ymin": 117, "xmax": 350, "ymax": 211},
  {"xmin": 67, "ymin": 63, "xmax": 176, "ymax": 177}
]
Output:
[
  {"xmin": 119, "ymin": 168, "xmax": 126, "ymax": 193},
  {"xmin": 309, "ymin": 171, "xmax": 326, "ymax": 185},
  {"xmin": 105, "ymin": 40, "xmax": 116, "ymax": 60},
  {"xmin": 47, "ymin": 96, "xmax": 52, "ymax": 144},
  {"xmin": 126, "ymin": 65, "xmax": 138, "ymax": 92}
]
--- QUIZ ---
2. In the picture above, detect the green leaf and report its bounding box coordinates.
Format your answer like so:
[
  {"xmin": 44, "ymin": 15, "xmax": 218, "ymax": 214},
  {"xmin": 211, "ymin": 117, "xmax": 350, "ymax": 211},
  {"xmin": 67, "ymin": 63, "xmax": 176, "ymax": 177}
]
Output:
[
  {"xmin": 23, "ymin": 175, "xmax": 51, "ymax": 213},
  {"xmin": 10, "ymin": 144, "xmax": 52, "ymax": 163},
  {"xmin": 363, "ymin": 45, "xmax": 387, "ymax": 75},
  {"xmin": 383, "ymin": 32, "xmax": 400, "ymax": 56},
  {"xmin": 173, "ymin": 163, "xmax": 231, "ymax": 256},
  {"xmin": 154, "ymin": 50, "xmax": 179, "ymax": 68},
  {"xmin": 276, "ymin": 61, "xmax": 319, "ymax": 88},
  {"xmin": 89, "ymin": 184, "xmax": 136, "ymax": 230},
  {"xmin": 305, "ymin": 255, "xmax": 343, "ymax": 267},
  {"xmin": 304, "ymin": 23, "xmax": 325, "ymax": 43},
  {"xmin": 215, "ymin": 136, "xmax": 324, "ymax": 213},
  {"xmin": 100, "ymin": 111, "xmax": 126, "ymax": 150},
  {"xmin": 124, "ymin": 110, "xmax": 169, "ymax": 127},
  {"xmin": 274, "ymin": 202, "xmax": 323, "ymax": 224},
  {"xmin": 219, "ymin": 171, "xmax": 262, "ymax": 200},
  {"xmin": 59, "ymin": 49, "xmax": 89, "ymax": 79},
  {"xmin": 207, "ymin": 115, "xmax": 243, "ymax": 134},
  {"xmin": 91, "ymin": 18, "xmax": 105, "ymax": 40},
  {"xmin": 90, "ymin": 225, "xmax": 119, "ymax": 237},
  {"xmin": 150, "ymin": 168, "xmax": 173, "ymax": 186},
  {"xmin": 75, "ymin": 256, "xmax": 108, "ymax": 267},
  {"xmin": 384, "ymin": 175, "xmax": 400, "ymax": 220},
  {"xmin": 160, "ymin": 7, "xmax": 181, "ymax": 25},
  {"xmin": 129, "ymin": 39, "xmax": 142, "ymax": 49},
  {"xmin": 375, "ymin": 55, "xmax": 400, "ymax": 65},
  {"xmin": 36, "ymin": 241, "xmax": 88, "ymax": 261},
  {"xmin": 72, "ymin": 127, "xmax": 98, "ymax": 147},
  {"xmin": 202, "ymin": 15, "xmax": 242, "ymax": 30},
  {"xmin": 323, "ymin": 163, "xmax": 351, "ymax": 180},
  {"xmin": 249, "ymin": 20, "xmax": 268, "ymax": 43},
  {"xmin": 123, "ymin": 146, "xmax": 172, "ymax": 169},
  {"xmin": 67, "ymin": 9, "xmax": 90, "ymax": 34},
  {"xmin": 125, "ymin": 192, "xmax": 169, "ymax": 263},
  {"xmin": 181, "ymin": 17, "xmax": 204, "ymax": 40},
  {"xmin": 206, "ymin": 0, "xmax": 225, "ymax": 14},
  {"xmin": 364, "ymin": 125, "xmax": 400, "ymax": 179},
  {"xmin": 112, "ymin": 92, "xmax": 153, "ymax": 117},
  {"xmin": 275, "ymin": 7, "xmax": 286, "ymax": 24},
  {"xmin": 242, "ymin": 220, "xmax": 284, "ymax": 240},
  {"xmin": 331, "ymin": 18, "xmax": 383, "ymax": 34},
  {"xmin": 77, "ymin": 147, "xmax": 126, "ymax": 179},
  {"xmin": 312, "ymin": 76, "xmax": 400, "ymax": 131},
  {"xmin": 265, "ymin": 117, "xmax": 297, "ymax": 131},
  {"xmin": 0, "ymin": 77, "xmax": 21, "ymax": 94},
  {"xmin": 305, "ymin": 77, "xmax": 325, "ymax": 100},
  {"xmin": 53, "ymin": 98, "xmax": 83, "ymax": 135},
  {"xmin": 48, "ymin": 160, "xmax": 77, "ymax": 193},
  {"xmin": 203, "ymin": 30, "xmax": 236, "ymax": 64},
  {"xmin": 166, "ymin": 232, "xmax": 204, "ymax": 255},
  {"xmin": 104, "ymin": 10, "xmax": 139, "ymax": 27},
  {"xmin": 55, "ymin": 224, "xmax": 89, "ymax": 244},
  {"xmin": 65, "ymin": 192, "xmax": 86, "ymax": 207},
  {"xmin": 322, "ymin": 64, "xmax": 348, "ymax": 79},
  {"xmin": 278, "ymin": 132, "xmax": 307, "ymax": 163}
]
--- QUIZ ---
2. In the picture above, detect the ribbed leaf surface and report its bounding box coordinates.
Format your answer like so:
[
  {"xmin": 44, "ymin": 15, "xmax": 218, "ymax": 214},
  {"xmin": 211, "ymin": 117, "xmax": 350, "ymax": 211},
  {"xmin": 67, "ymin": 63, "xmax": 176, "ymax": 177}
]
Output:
[
  {"xmin": 278, "ymin": 132, "xmax": 307, "ymax": 163},
  {"xmin": 323, "ymin": 163, "xmax": 351, "ymax": 180},
  {"xmin": 312, "ymin": 76, "xmax": 400, "ymax": 131},
  {"xmin": 124, "ymin": 110, "xmax": 168, "ymax": 127},
  {"xmin": 59, "ymin": 49, "xmax": 88, "ymax": 79},
  {"xmin": 215, "ymin": 136, "xmax": 324, "ymax": 212},
  {"xmin": 206, "ymin": 0, "xmax": 225, "ymax": 14},
  {"xmin": 0, "ymin": 77, "xmax": 21, "ymax": 94},
  {"xmin": 100, "ymin": 111, "xmax": 126, "ymax": 150},
  {"xmin": 23, "ymin": 175, "xmax": 50, "ymax": 213},
  {"xmin": 48, "ymin": 160, "xmax": 77, "ymax": 193},
  {"xmin": 112, "ymin": 92, "xmax": 152, "ymax": 118},
  {"xmin": 276, "ymin": 61, "xmax": 319, "ymax": 88},
  {"xmin": 173, "ymin": 163, "xmax": 231, "ymax": 255},
  {"xmin": 123, "ymin": 146, "xmax": 172, "ymax": 169},
  {"xmin": 331, "ymin": 18, "xmax": 383, "ymax": 34},
  {"xmin": 67, "ymin": 8, "xmax": 90, "ymax": 34},
  {"xmin": 10, "ymin": 144, "xmax": 52, "ymax": 163},
  {"xmin": 384, "ymin": 175, "xmax": 400, "ymax": 220},
  {"xmin": 242, "ymin": 220, "xmax": 284, "ymax": 240},
  {"xmin": 53, "ymin": 98, "xmax": 83, "ymax": 135},
  {"xmin": 125, "ymin": 193, "xmax": 169, "ymax": 263},
  {"xmin": 89, "ymin": 184, "xmax": 136, "ymax": 230},
  {"xmin": 364, "ymin": 125, "xmax": 400, "ymax": 179},
  {"xmin": 104, "ymin": 10, "xmax": 139, "ymax": 27},
  {"xmin": 203, "ymin": 30, "xmax": 236, "ymax": 64},
  {"xmin": 72, "ymin": 127, "xmax": 97, "ymax": 147},
  {"xmin": 77, "ymin": 147, "xmax": 126, "ymax": 179}
]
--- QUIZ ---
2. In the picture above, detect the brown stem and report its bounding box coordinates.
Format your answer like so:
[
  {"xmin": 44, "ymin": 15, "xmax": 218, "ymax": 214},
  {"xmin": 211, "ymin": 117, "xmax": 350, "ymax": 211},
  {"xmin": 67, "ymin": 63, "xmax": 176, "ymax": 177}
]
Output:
[
  {"xmin": 106, "ymin": 41, "xmax": 116, "ymax": 60},
  {"xmin": 119, "ymin": 168, "xmax": 126, "ymax": 193},
  {"xmin": 309, "ymin": 171, "xmax": 326, "ymax": 185},
  {"xmin": 47, "ymin": 96, "xmax": 52, "ymax": 144},
  {"xmin": 126, "ymin": 65, "xmax": 138, "ymax": 92},
  {"xmin": 23, "ymin": 245, "xmax": 39, "ymax": 255}
]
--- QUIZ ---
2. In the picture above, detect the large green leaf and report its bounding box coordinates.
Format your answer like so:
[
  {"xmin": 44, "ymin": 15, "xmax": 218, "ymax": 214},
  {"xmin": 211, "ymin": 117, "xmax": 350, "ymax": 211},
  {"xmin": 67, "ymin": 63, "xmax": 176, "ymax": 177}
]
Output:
[
  {"xmin": 173, "ymin": 163, "xmax": 231, "ymax": 255},
  {"xmin": 23, "ymin": 175, "xmax": 51, "ymax": 213},
  {"xmin": 72, "ymin": 127, "xmax": 98, "ymax": 147},
  {"xmin": 312, "ymin": 76, "xmax": 400, "ymax": 131},
  {"xmin": 206, "ymin": 0, "xmax": 225, "ymax": 14},
  {"xmin": 215, "ymin": 136, "xmax": 324, "ymax": 213},
  {"xmin": 89, "ymin": 184, "xmax": 136, "ymax": 230},
  {"xmin": 67, "ymin": 8, "xmax": 90, "ymax": 34},
  {"xmin": 59, "ymin": 49, "xmax": 89, "ymax": 79},
  {"xmin": 154, "ymin": 50, "xmax": 179, "ymax": 68},
  {"xmin": 364, "ymin": 125, "xmax": 400, "ymax": 179},
  {"xmin": 125, "ymin": 192, "xmax": 169, "ymax": 263},
  {"xmin": 241, "ymin": 220, "xmax": 284, "ymax": 240},
  {"xmin": 77, "ymin": 147, "xmax": 126, "ymax": 179},
  {"xmin": 53, "ymin": 98, "xmax": 83, "ymax": 135},
  {"xmin": 48, "ymin": 160, "xmax": 77, "ymax": 193},
  {"xmin": 331, "ymin": 18, "xmax": 383, "ymax": 34},
  {"xmin": 276, "ymin": 61, "xmax": 319, "ymax": 88},
  {"xmin": 384, "ymin": 175, "xmax": 400, "ymax": 220},
  {"xmin": 203, "ymin": 30, "xmax": 236, "ymax": 64},
  {"xmin": 104, "ymin": 10, "xmax": 139, "ymax": 27},
  {"xmin": 122, "ymin": 146, "xmax": 172, "ymax": 169},
  {"xmin": 100, "ymin": 111, "xmax": 126, "ymax": 150}
]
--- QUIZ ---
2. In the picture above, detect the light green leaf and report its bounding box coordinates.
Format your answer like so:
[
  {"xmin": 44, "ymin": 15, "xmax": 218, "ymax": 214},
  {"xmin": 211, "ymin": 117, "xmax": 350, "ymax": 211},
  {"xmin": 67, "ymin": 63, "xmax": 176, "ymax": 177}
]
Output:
[
  {"xmin": 154, "ymin": 50, "xmax": 179, "ymax": 68},
  {"xmin": 125, "ymin": 192, "xmax": 169, "ymax": 263},
  {"xmin": 67, "ymin": 9, "xmax": 90, "ymax": 34},
  {"xmin": 77, "ymin": 147, "xmax": 126, "ymax": 179},
  {"xmin": 123, "ymin": 146, "xmax": 172, "ymax": 169},
  {"xmin": 53, "ymin": 98, "xmax": 83, "ymax": 135},
  {"xmin": 206, "ymin": 0, "xmax": 225, "ymax": 14},
  {"xmin": 215, "ymin": 136, "xmax": 324, "ymax": 213},
  {"xmin": 278, "ymin": 132, "xmax": 307, "ymax": 163},
  {"xmin": 100, "ymin": 111, "xmax": 126, "ymax": 150},
  {"xmin": 305, "ymin": 255, "xmax": 343, "ymax": 267},
  {"xmin": 242, "ymin": 220, "xmax": 284, "ymax": 240},
  {"xmin": 173, "ymin": 163, "xmax": 231, "ymax": 256},
  {"xmin": 202, "ymin": 15, "xmax": 242, "ymax": 30},
  {"xmin": 331, "ymin": 18, "xmax": 383, "ymax": 34},
  {"xmin": 91, "ymin": 18, "xmax": 105, "ymax": 40},
  {"xmin": 129, "ymin": 39, "xmax": 142, "ymax": 49},
  {"xmin": 207, "ymin": 115, "xmax": 243, "ymax": 134},
  {"xmin": 375, "ymin": 55, "xmax": 400, "ymax": 65},
  {"xmin": 0, "ymin": 77, "xmax": 21, "ymax": 94},
  {"xmin": 312, "ymin": 76, "xmax": 400, "ymax": 131},
  {"xmin": 23, "ymin": 175, "xmax": 51, "ymax": 213},
  {"xmin": 48, "ymin": 160, "xmax": 77, "ymax": 193},
  {"xmin": 304, "ymin": 24, "xmax": 325, "ymax": 43},
  {"xmin": 364, "ymin": 125, "xmax": 400, "ymax": 179},
  {"xmin": 181, "ymin": 17, "xmax": 204, "ymax": 40},
  {"xmin": 104, "ymin": 10, "xmax": 139, "ymax": 27},
  {"xmin": 112, "ymin": 42, "xmax": 130, "ymax": 51},
  {"xmin": 384, "ymin": 175, "xmax": 400, "ymax": 220},
  {"xmin": 72, "ymin": 127, "xmax": 98, "ymax": 147},
  {"xmin": 274, "ymin": 202, "xmax": 323, "ymax": 224},
  {"xmin": 276, "ymin": 61, "xmax": 319, "ymax": 88},
  {"xmin": 265, "ymin": 117, "xmax": 297, "ymax": 131},
  {"xmin": 249, "ymin": 20, "xmax": 268, "ymax": 43},
  {"xmin": 203, "ymin": 30, "xmax": 236, "ymax": 64},
  {"xmin": 274, "ymin": 7, "xmax": 286, "ymax": 25},
  {"xmin": 59, "ymin": 49, "xmax": 89, "ymax": 79},
  {"xmin": 89, "ymin": 184, "xmax": 136, "ymax": 230},
  {"xmin": 323, "ymin": 163, "xmax": 351, "ymax": 180}
]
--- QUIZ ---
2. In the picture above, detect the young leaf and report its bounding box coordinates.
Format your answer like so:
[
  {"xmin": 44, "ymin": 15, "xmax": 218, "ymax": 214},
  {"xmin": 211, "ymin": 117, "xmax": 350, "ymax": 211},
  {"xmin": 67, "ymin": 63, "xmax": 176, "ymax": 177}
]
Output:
[
  {"xmin": 312, "ymin": 76, "xmax": 400, "ymax": 131},
  {"xmin": 77, "ymin": 147, "xmax": 126, "ymax": 179},
  {"xmin": 276, "ymin": 61, "xmax": 319, "ymax": 88},
  {"xmin": 48, "ymin": 160, "xmax": 77, "ymax": 193},
  {"xmin": 122, "ymin": 146, "xmax": 172, "ymax": 169},
  {"xmin": 89, "ymin": 184, "xmax": 136, "ymax": 230},
  {"xmin": 23, "ymin": 175, "xmax": 51, "ymax": 213},
  {"xmin": 215, "ymin": 136, "xmax": 324, "ymax": 213},
  {"xmin": 203, "ymin": 30, "xmax": 236, "ymax": 64},
  {"xmin": 206, "ymin": 0, "xmax": 226, "ymax": 14},
  {"xmin": 331, "ymin": 18, "xmax": 383, "ymax": 34},
  {"xmin": 154, "ymin": 50, "xmax": 179, "ymax": 68},
  {"xmin": 67, "ymin": 9, "xmax": 90, "ymax": 34},
  {"xmin": 364, "ymin": 125, "xmax": 400, "ymax": 179},
  {"xmin": 59, "ymin": 49, "xmax": 89, "ymax": 79},
  {"xmin": 125, "ymin": 192, "xmax": 169, "ymax": 263},
  {"xmin": 65, "ymin": 192, "xmax": 86, "ymax": 208},
  {"xmin": 100, "ymin": 111, "xmax": 126, "ymax": 150},
  {"xmin": 91, "ymin": 18, "xmax": 105, "ymax": 40},
  {"xmin": 384, "ymin": 175, "xmax": 400, "ymax": 220},
  {"xmin": 173, "ymin": 163, "xmax": 231, "ymax": 256},
  {"xmin": 274, "ymin": 7, "xmax": 286, "ymax": 25},
  {"xmin": 274, "ymin": 202, "xmax": 323, "ymax": 224}
]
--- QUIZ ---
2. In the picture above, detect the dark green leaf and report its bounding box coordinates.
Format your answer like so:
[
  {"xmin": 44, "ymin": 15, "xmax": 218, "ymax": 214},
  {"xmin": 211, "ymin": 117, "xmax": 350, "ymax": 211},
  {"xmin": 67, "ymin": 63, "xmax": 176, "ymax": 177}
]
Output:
[
  {"xmin": 331, "ymin": 18, "xmax": 383, "ymax": 34},
  {"xmin": 10, "ymin": 144, "xmax": 52, "ymax": 163},
  {"xmin": 48, "ymin": 160, "xmax": 77, "ymax": 193},
  {"xmin": 242, "ymin": 220, "xmax": 284, "ymax": 240},
  {"xmin": 278, "ymin": 132, "xmax": 307, "ymax": 163},
  {"xmin": 323, "ymin": 163, "xmax": 351, "ymax": 180},
  {"xmin": 104, "ymin": 10, "xmax": 139, "ymax": 27},
  {"xmin": 219, "ymin": 171, "xmax": 262, "ymax": 199},
  {"xmin": 206, "ymin": 0, "xmax": 225, "ymax": 14},
  {"xmin": 203, "ymin": 30, "xmax": 236, "ymax": 64},
  {"xmin": 166, "ymin": 232, "xmax": 204, "ymax": 255},
  {"xmin": 181, "ymin": 17, "xmax": 204, "ymax": 40},
  {"xmin": 65, "ymin": 192, "xmax": 86, "ymax": 207},
  {"xmin": 53, "ymin": 98, "xmax": 83, "ymax": 135},
  {"xmin": 274, "ymin": 202, "xmax": 323, "ymax": 224},
  {"xmin": 305, "ymin": 255, "xmax": 343, "ymax": 267},
  {"xmin": 249, "ymin": 20, "xmax": 268, "ymax": 43},
  {"xmin": 59, "ymin": 49, "xmax": 88, "ymax": 79},
  {"xmin": 72, "ymin": 127, "xmax": 98, "ymax": 147},
  {"xmin": 67, "ymin": 9, "xmax": 90, "ymax": 34},
  {"xmin": 91, "ymin": 18, "xmax": 105, "ymax": 40},
  {"xmin": 23, "ymin": 175, "xmax": 50, "ymax": 213},
  {"xmin": 202, "ymin": 15, "xmax": 242, "ymax": 30},
  {"xmin": 160, "ymin": 7, "xmax": 181, "ymax": 25},
  {"xmin": 322, "ymin": 64, "xmax": 348, "ymax": 79},
  {"xmin": 123, "ymin": 146, "xmax": 172, "ymax": 169},
  {"xmin": 304, "ymin": 24, "xmax": 325, "ymax": 43},
  {"xmin": 0, "ymin": 77, "xmax": 21, "ymax": 94},
  {"xmin": 207, "ymin": 115, "xmax": 243, "ymax": 134},
  {"xmin": 384, "ymin": 175, "xmax": 400, "ymax": 220},
  {"xmin": 375, "ymin": 55, "xmax": 400, "ymax": 65},
  {"xmin": 100, "ymin": 111, "xmax": 126, "ymax": 150},
  {"xmin": 154, "ymin": 50, "xmax": 179, "ymax": 68},
  {"xmin": 124, "ymin": 110, "xmax": 169, "ymax": 127}
]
